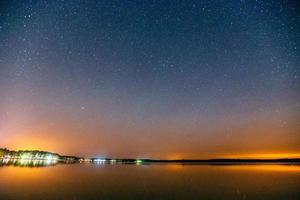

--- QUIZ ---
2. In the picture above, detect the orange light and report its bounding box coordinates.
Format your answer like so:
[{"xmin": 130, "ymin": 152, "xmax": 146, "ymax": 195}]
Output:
[{"xmin": 223, "ymin": 153, "xmax": 300, "ymax": 159}]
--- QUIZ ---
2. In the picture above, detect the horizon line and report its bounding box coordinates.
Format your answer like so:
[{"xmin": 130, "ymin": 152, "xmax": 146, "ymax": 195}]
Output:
[{"xmin": 1, "ymin": 147, "xmax": 300, "ymax": 161}]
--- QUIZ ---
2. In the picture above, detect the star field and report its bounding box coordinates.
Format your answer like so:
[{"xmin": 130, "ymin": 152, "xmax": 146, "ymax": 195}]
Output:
[{"xmin": 0, "ymin": 0, "xmax": 299, "ymax": 158}]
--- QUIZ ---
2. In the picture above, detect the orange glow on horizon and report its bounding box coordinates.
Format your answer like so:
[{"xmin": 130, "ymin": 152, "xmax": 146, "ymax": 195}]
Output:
[{"xmin": 222, "ymin": 153, "xmax": 300, "ymax": 159}]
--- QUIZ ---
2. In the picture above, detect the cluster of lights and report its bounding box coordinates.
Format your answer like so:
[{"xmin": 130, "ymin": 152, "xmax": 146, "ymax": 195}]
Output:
[
  {"xmin": 93, "ymin": 159, "xmax": 118, "ymax": 163},
  {"xmin": 94, "ymin": 158, "xmax": 106, "ymax": 163},
  {"xmin": 1, "ymin": 153, "xmax": 59, "ymax": 167},
  {"xmin": 1, "ymin": 154, "xmax": 146, "ymax": 166},
  {"xmin": 1, "ymin": 153, "xmax": 59, "ymax": 162},
  {"xmin": 19, "ymin": 153, "xmax": 58, "ymax": 161},
  {"xmin": 92, "ymin": 158, "xmax": 144, "ymax": 165}
]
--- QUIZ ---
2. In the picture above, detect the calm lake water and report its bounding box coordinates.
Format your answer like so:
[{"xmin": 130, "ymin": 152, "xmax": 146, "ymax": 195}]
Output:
[{"xmin": 0, "ymin": 163, "xmax": 300, "ymax": 200}]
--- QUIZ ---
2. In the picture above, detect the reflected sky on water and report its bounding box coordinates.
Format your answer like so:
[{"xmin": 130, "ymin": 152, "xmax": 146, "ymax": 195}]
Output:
[{"xmin": 0, "ymin": 162, "xmax": 300, "ymax": 200}]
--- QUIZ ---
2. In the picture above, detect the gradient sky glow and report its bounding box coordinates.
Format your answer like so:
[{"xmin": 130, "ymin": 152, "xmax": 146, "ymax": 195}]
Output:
[{"xmin": 0, "ymin": 0, "xmax": 299, "ymax": 159}]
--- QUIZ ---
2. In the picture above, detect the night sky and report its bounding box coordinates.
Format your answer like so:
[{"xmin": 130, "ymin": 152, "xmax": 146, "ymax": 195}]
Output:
[{"xmin": 0, "ymin": 0, "xmax": 299, "ymax": 159}]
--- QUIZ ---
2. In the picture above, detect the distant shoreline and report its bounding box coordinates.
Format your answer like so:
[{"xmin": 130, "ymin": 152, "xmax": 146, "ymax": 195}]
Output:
[
  {"xmin": 135, "ymin": 158, "xmax": 300, "ymax": 163},
  {"xmin": 87, "ymin": 158, "xmax": 300, "ymax": 164},
  {"xmin": 1, "ymin": 148, "xmax": 300, "ymax": 164}
]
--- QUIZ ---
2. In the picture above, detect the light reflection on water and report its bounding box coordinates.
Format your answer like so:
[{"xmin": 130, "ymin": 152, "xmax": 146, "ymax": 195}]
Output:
[
  {"xmin": 0, "ymin": 158, "xmax": 58, "ymax": 167},
  {"xmin": 0, "ymin": 161, "xmax": 299, "ymax": 199},
  {"xmin": 1, "ymin": 158, "xmax": 300, "ymax": 171},
  {"xmin": 219, "ymin": 164, "xmax": 300, "ymax": 172}
]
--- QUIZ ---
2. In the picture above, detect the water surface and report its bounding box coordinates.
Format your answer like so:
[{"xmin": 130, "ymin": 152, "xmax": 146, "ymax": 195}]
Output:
[{"xmin": 0, "ymin": 163, "xmax": 299, "ymax": 200}]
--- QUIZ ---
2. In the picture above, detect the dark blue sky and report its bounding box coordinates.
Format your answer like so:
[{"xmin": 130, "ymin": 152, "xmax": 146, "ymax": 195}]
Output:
[{"xmin": 0, "ymin": 0, "xmax": 299, "ymax": 158}]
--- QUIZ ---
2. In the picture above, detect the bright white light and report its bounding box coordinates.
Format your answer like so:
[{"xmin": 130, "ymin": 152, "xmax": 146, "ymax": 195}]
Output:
[{"xmin": 94, "ymin": 158, "xmax": 106, "ymax": 163}]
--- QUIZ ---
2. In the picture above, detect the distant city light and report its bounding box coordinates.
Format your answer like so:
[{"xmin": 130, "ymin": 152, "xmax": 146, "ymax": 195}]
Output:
[
  {"xmin": 136, "ymin": 159, "xmax": 143, "ymax": 164},
  {"xmin": 94, "ymin": 158, "xmax": 106, "ymax": 163}
]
